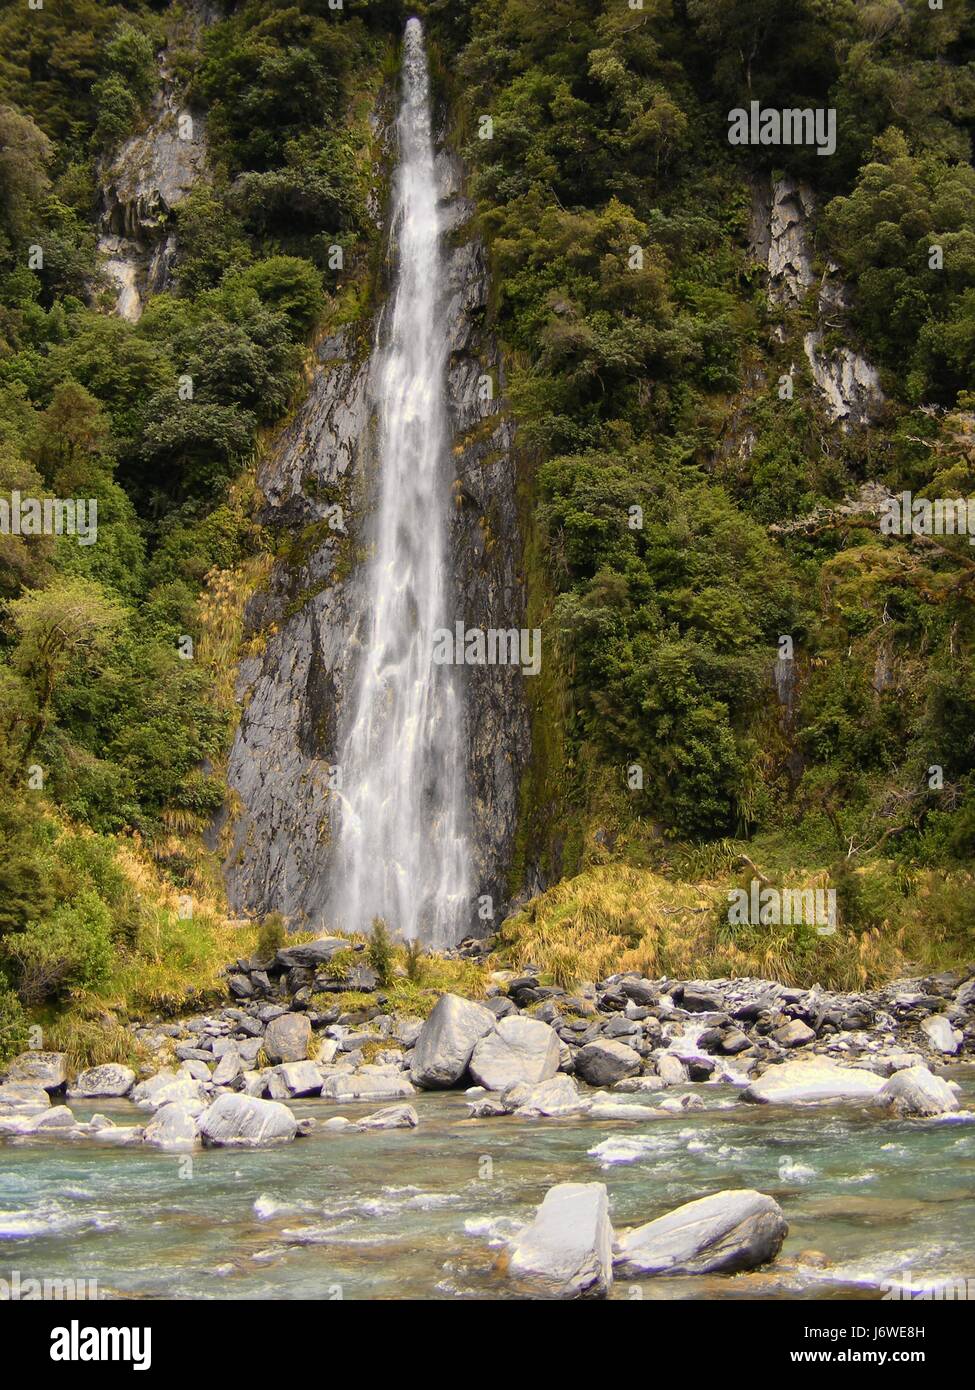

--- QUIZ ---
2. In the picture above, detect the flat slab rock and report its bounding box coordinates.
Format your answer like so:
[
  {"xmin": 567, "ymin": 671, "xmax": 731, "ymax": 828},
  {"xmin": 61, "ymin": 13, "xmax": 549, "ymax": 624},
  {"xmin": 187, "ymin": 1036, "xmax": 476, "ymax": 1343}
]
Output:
[
  {"xmin": 614, "ymin": 1189, "xmax": 788, "ymax": 1276},
  {"xmin": 505, "ymin": 1182, "xmax": 614, "ymax": 1298},
  {"xmin": 743, "ymin": 1058, "xmax": 885, "ymax": 1105}
]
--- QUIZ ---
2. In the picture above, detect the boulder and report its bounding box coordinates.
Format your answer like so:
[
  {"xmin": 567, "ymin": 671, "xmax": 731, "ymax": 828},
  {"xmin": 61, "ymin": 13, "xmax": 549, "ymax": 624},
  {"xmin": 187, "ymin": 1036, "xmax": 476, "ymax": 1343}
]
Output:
[
  {"xmin": 773, "ymin": 1019, "xmax": 816, "ymax": 1048},
  {"xmin": 275, "ymin": 937, "xmax": 348, "ymax": 969},
  {"xmin": 0, "ymin": 1083, "xmax": 50, "ymax": 1114},
  {"xmin": 574, "ymin": 1040, "xmax": 642, "ymax": 1087},
  {"xmin": 469, "ymin": 1016, "xmax": 561, "ymax": 1091},
  {"xmin": 921, "ymin": 1015, "xmax": 960, "ymax": 1055},
  {"xmin": 655, "ymin": 1054, "xmax": 689, "ymax": 1086},
  {"xmin": 505, "ymin": 1182, "xmax": 614, "ymax": 1298},
  {"xmin": 264, "ymin": 1012, "xmax": 312, "ymax": 1064},
  {"xmin": 211, "ymin": 1050, "xmax": 243, "ymax": 1086},
  {"xmin": 409, "ymin": 994, "xmax": 496, "ymax": 1088},
  {"xmin": 614, "ymin": 1189, "xmax": 788, "ymax": 1277},
  {"xmin": 142, "ymin": 1102, "xmax": 200, "ymax": 1150},
  {"xmin": 509, "ymin": 1074, "xmax": 590, "ymax": 1118},
  {"xmin": 355, "ymin": 1104, "xmax": 419, "ymax": 1130},
  {"xmin": 4, "ymin": 1051, "xmax": 68, "ymax": 1092},
  {"xmin": 24, "ymin": 1105, "xmax": 78, "ymax": 1132},
  {"xmin": 743, "ymin": 1058, "xmax": 884, "ymax": 1105},
  {"xmin": 320, "ymin": 1073, "xmax": 416, "ymax": 1103},
  {"xmin": 69, "ymin": 1064, "xmax": 136, "ymax": 1099},
  {"xmin": 198, "ymin": 1093, "xmax": 297, "ymax": 1147},
  {"xmin": 131, "ymin": 1071, "xmax": 206, "ymax": 1113},
  {"xmin": 878, "ymin": 1064, "xmax": 960, "ymax": 1118},
  {"xmin": 266, "ymin": 1061, "xmax": 323, "ymax": 1099}
]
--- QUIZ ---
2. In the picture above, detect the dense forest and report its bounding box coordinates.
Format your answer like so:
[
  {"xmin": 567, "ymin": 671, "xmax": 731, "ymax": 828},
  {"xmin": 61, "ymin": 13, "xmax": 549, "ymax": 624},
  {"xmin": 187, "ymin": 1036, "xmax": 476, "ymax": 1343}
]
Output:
[{"xmin": 0, "ymin": 0, "xmax": 974, "ymax": 1064}]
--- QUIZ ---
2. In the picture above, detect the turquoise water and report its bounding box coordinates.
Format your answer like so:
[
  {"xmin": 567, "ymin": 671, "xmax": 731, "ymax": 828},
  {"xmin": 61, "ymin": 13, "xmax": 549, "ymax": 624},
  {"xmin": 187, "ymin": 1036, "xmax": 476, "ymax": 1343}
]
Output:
[{"xmin": 2, "ymin": 1074, "xmax": 974, "ymax": 1300}]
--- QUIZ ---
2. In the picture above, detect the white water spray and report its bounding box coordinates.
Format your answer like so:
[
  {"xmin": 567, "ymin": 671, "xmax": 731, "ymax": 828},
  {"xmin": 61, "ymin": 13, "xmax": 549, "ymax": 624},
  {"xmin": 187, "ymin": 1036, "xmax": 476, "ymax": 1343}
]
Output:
[{"xmin": 327, "ymin": 18, "xmax": 471, "ymax": 946}]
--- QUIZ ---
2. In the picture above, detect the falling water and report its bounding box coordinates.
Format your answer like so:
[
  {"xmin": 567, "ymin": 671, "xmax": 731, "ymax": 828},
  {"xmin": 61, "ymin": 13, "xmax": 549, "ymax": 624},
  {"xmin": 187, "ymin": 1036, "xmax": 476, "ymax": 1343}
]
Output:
[{"xmin": 327, "ymin": 18, "xmax": 471, "ymax": 946}]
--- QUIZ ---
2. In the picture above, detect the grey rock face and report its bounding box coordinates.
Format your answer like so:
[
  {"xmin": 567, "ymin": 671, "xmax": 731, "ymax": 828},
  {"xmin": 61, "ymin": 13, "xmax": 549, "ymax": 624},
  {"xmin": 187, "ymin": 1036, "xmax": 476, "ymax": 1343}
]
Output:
[
  {"xmin": 614, "ymin": 1190, "xmax": 788, "ymax": 1277},
  {"xmin": 263, "ymin": 1013, "xmax": 311, "ymax": 1064},
  {"xmin": 878, "ymin": 1065, "xmax": 960, "ymax": 1118},
  {"xmin": 575, "ymin": 1040, "xmax": 642, "ymax": 1087},
  {"xmin": 803, "ymin": 330, "xmax": 884, "ymax": 426},
  {"xmin": 469, "ymin": 1016, "xmax": 561, "ymax": 1091},
  {"xmin": 410, "ymin": 993, "xmax": 496, "ymax": 1088},
  {"xmin": 506, "ymin": 1182, "xmax": 614, "ymax": 1298},
  {"xmin": 69, "ymin": 1064, "xmax": 136, "ymax": 1098},
  {"xmin": 223, "ymin": 141, "xmax": 529, "ymax": 939},
  {"xmin": 198, "ymin": 1093, "xmax": 297, "ymax": 1147}
]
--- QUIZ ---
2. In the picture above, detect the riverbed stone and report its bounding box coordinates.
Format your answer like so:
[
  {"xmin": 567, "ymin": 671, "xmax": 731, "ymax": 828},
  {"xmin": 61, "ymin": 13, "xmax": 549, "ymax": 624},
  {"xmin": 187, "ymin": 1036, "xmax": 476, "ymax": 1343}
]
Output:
[
  {"xmin": 469, "ymin": 1016, "xmax": 561, "ymax": 1091},
  {"xmin": 0, "ymin": 1083, "xmax": 50, "ymax": 1114},
  {"xmin": 773, "ymin": 1019, "xmax": 816, "ymax": 1047},
  {"xmin": 266, "ymin": 1061, "xmax": 323, "ymax": 1099},
  {"xmin": 143, "ymin": 1102, "xmax": 200, "ymax": 1150},
  {"xmin": 505, "ymin": 1182, "xmax": 614, "ymax": 1298},
  {"xmin": 878, "ymin": 1064, "xmax": 960, "ymax": 1118},
  {"xmin": 356, "ymin": 1104, "xmax": 419, "ymax": 1130},
  {"xmin": 198, "ymin": 1093, "xmax": 297, "ymax": 1147},
  {"xmin": 70, "ymin": 1064, "xmax": 136, "ymax": 1098},
  {"xmin": 4, "ymin": 1051, "xmax": 68, "ymax": 1092},
  {"xmin": 276, "ymin": 938, "xmax": 349, "ymax": 969},
  {"xmin": 743, "ymin": 1058, "xmax": 885, "ymax": 1105},
  {"xmin": 574, "ymin": 1039, "xmax": 642, "ymax": 1087},
  {"xmin": 211, "ymin": 1050, "xmax": 243, "ymax": 1086},
  {"xmin": 921, "ymin": 1014, "xmax": 960, "ymax": 1055},
  {"xmin": 321, "ymin": 1072, "xmax": 416, "ymax": 1103},
  {"xmin": 614, "ymin": 1189, "xmax": 788, "ymax": 1276},
  {"xmin": 409, "ymin": 993, "xmax": 496, "ymax": 1088},
  {"xmin": 655, "ymin": 1054, "xmax": 689, "ymax": 1086},
  {"xmin": 509, "ymin": 1074, "xmax": 590, "ymax": 1118},
  {"xmin": 131, "ymin": 1070, "xmax": 206, "ymax": 1112},
  {"xmin": 264, "ymin": 1012, "xmax": 312, "ymax": 1064}
]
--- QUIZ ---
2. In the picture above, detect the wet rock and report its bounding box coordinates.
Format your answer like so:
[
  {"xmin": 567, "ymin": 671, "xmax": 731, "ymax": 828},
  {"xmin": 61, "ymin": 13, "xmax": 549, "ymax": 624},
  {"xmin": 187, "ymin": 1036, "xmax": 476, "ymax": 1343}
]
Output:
[
  {"xmin": 320, "ymin": 1073, "xmax": 416, "ymax": 1103},
  {"xmin": 655, "ymin": 1054, "xmax": 689, "ymax": 1086},
  {"xmin": 614, "ymin": 1189, "xmax": 788, "ymax": 1277},
  {"xmin": 773, "ymin": 1019, "xmax": 816, "ymax": 1048},
  {"xmin": 4, "ymin": 1051, "xmax": 68, "ymax": 1092},
  {"xmin": 409, "ymin": 994, "xmax": 496, "ymax": 1088},
  {"xmin": 469, "ymin": 1016, "xmax": 561, "ymax": 1091},
  {"xmin": 878, "ymin": 1065, "xmax": 960, "ymax": 1118},
  {"xmin": 69, "ymin": 1064, "xmax": 136, "ymax": 1099},
  {"xmin": 505, "ymin": 1182, "xmax": 614, "ymax": 1298},
  {"xmin": 508, "ymin": 1074, "xmax": 590, "ymax": 1118},
  {"xmin": 264, "ymin": 1012, "xmax": 312, "ymax": 1064},
  {"xmin": 744, "ymin": 1058, "xmax": 885, "ymax": 1105},
  {"xmin": 142, "ymin": 1102, "xmax": 200, "ymax": 1150},
  {"xmin": 198, "ymin": 1093, "xmax": 297, "ymax": 1147},
  {"xmin": 574, "ymin": 1040, "xmax": 642, "ymax": 1087},
  {"xmin": 355, "ymin": 1104, "xmax": 418, "ymax": 1130}
]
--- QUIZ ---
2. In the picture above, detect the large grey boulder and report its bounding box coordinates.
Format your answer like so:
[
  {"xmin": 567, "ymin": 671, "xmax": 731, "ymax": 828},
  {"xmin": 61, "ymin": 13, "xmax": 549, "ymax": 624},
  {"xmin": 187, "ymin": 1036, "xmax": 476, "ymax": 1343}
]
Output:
[
  {"xmin": 69, "ymin": 1064, "xmax": 136, "ymax": 1098},
  {"xmin": 409, "ymin": 994, "xmax": 496, "ymax": 1088},
  {"xmin": 211, "ymin": 1051, "xmax": 243, "ymax": 1087},
  {"xmin": 744, "ymin": 1059, "xmax": 884, "ymax": 1105},
  {"xmin": 505, "ymin": 1182, "xmax": 614, "ymax": 1298},
  {"xmin": 198, "ymin": 1093, "xmax": 297, "ymax": 1147},
  {"xmin": 264, "ymin": 1012, "xmax": 312, "ymax": 1064},
  {"xmin": 0, "ymin": 1083, "xmax": 51, "ymax": 1114},
  {"xmin": 4, "ymin": 1051, "xmax": 68, "ymax": 1092},
  {"xmin": 469, "ymin": 1016, "xmax": 561, "ymax": 1091},
  {"xmin": 321, "ymin": 1073, "xmax": 415, "ymax": 1103},
  {"xmin": 878, "ymin": 1065, "xmax": 960, "ymax": 1118},
  {"xmin": 275, "ymin": 938, "xmax": 348, "ymax": 969},
  {"xmin": 266, "ymin": 1061, "xmax": 323, "ymax": 1099},
  {"xmin": 509, "ymin": 1074, "xmax": 591, "ymax": 1118},
  {"xmin": 575, "ymin": 1039, "xmax": 642, "ymax": 1087},
  {"xmin": 614, "ymin": 1189, "xmax": 788, "ymax": 1277},
  {"xmin": 142, "ymin": 1102, "xmax": 200, "ymax": 1150},
  {"xmin": 131, "ymin": 1071, "xmax": 206, "ymax": 1113}
]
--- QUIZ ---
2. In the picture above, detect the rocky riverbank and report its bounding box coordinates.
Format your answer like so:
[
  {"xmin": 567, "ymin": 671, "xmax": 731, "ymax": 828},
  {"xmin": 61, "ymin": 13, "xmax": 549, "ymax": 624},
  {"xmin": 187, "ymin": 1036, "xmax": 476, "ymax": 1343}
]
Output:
[{"xmin": 3, "ymin": 939, "xmax": 973, "ymax": 1296}]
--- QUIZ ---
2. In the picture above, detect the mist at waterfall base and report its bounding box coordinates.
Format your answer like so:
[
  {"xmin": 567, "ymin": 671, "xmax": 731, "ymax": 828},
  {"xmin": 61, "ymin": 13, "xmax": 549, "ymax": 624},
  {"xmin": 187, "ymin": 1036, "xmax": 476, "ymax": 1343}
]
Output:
[{"xmin": 326, "ymin": 20, "xmax": 472, "ymax": 948}]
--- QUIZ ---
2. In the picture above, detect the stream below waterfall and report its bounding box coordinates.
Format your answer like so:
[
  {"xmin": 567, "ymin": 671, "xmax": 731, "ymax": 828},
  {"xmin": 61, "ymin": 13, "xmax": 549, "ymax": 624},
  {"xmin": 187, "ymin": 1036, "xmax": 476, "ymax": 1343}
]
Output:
[{"xmin": 4, "ymin": 1075, "xmax": 974, "ymax": 1300}]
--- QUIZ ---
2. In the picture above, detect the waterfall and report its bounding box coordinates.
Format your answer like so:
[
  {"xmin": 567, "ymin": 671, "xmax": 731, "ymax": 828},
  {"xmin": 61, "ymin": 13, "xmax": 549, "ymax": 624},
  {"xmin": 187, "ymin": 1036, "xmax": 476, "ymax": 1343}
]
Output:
[{"xmin": 326, "ymin": 18, "xmax": 471, "ymax": 947}]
